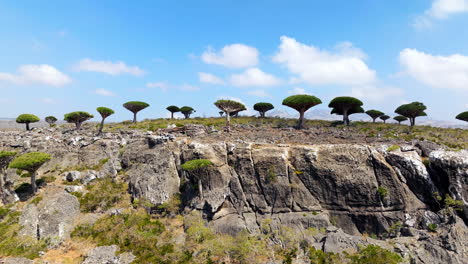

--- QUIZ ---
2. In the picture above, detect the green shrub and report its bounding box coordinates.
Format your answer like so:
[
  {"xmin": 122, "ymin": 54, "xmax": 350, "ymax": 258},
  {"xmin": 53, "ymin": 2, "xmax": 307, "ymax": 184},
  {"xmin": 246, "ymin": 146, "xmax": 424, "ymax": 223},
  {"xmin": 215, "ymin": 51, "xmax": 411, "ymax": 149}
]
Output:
[
  {"xmin": 0, "ymin": 210, "xmax": 47, "ymax": 259},
  {"xmin": 181, "ymin": 159, "xmax": 213, "ymax": 171},
  {"xmin": 72, "ymin": 209, "xmax": 170, "ymax": 263},
  {"xmin": 308, "ymin": 246, "xmax": 344, "ymax": 264},
  {"xmin": 78, "ymin": 178, "xmax": 127, "ymax": 213},
  {"xmin": 377, "ymin": 186, "xmax": 389, "ymax": 199},
  {"xmin": 386, "ymin": 145, "xmax": 400, "ymax": 152},
  {"xmin": 427, "ymin": 223, "xmax": 438, "ymax": 232},
  {"xmin": 348, "ymin": 244, "xmax": 402, "ymax": 264}
]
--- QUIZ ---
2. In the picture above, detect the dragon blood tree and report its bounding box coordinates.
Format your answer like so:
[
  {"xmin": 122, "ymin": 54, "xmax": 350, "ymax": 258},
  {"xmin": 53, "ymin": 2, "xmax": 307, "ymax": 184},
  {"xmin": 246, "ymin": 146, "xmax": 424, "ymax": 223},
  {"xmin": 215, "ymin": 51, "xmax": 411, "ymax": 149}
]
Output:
[
  {"xmin": 9, "ymin": 152, "xmax": 51, "ymax": 194},
  {"xmin": 282, "ymin": 95, "xmax": 322, "ymax": 129},
  {"xmin": 328, "ymin": 96, "xmax": 363, "ymax": 126},
  {"xmin": 64, "ymin": 111, "xmax": 94, "ymax": 130},
  {"xmin": 180, "ymin": 106, "xmax": 195, "ymax": 119},
  {"xmin": 123, "ymin": 101, "xmax": 150, "ymax": 123},
  {"xmin": 166, "ymin": 106, "xmax": 180, "ymax": 119},
  {"xmin": 394, "ymin": 115, "xmax": 408, "ymax": 125},
  {"xmin": 365, "ymin": 110, "xmax": 384, "ymax": 123},
  {"xmin": 181, "ymin": 159, "xmax": 213, "ymax": 199},
  {"xmin": 395, "ymin": 102, "xmax": 427, "ymax": 127},
  {"xmin": 253, "ymin": 102, "xmax": 274, "ymax": 118},
  {"xmin": 16, "ymin": 114, "xmax": 40, "ymax": 131},
  {"xmin": 456, "ymin": 111, "xmax": 468, "ymax": 123},
  {"xmin": 214, "ymin": 99, "xmax": 246, "ymax": 132},
  {"xmin": 96, "ymin": 107, "xmax": 115, "ymax": 136},
  {"xmin": 45, "ymin": 116, "xmax": 58, "ymax": 127}
]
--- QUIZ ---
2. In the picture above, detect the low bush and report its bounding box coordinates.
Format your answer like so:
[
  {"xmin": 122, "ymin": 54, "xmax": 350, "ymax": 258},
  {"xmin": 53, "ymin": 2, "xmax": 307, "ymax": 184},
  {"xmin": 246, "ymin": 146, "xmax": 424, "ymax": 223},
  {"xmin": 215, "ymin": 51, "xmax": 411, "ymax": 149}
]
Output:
[{"xmin": 78, "ymin": 178, "xmax": 128, "ymax": 213}]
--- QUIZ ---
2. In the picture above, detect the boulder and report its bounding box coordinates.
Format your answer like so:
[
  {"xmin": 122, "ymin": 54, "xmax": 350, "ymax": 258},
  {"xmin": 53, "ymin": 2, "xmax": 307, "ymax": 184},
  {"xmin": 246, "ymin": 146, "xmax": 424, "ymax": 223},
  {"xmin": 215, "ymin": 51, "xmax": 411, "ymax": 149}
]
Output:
[
  {"xmin": 19, "ymin": 190, "xmax": 80, "ymax": 247},
  {"xmin": 65, "ymin": 171, "xmax": 81, "ymax": 182},
  {"xmin": 82, "ymin": 245, "xmax": 135, "ymax": 264}
]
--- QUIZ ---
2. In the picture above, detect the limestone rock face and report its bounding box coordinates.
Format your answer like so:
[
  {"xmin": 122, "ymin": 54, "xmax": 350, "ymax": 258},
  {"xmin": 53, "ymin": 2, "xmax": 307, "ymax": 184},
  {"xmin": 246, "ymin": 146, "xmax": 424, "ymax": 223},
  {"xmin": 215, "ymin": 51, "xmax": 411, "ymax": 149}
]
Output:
[
  {"xmin": 19, "ymin": 190, "xmax": 80, "ymax": 247},
  {"xmin": 0, "ymin": 128, "xmax": 467, "ymax": 262},
  {"xmin": 429, "ymin": 150, "xmax": 468, "ymax": 220},
  {"xmin": 122, "ymin": 137, "xmax": 180, "ymax": 205}
]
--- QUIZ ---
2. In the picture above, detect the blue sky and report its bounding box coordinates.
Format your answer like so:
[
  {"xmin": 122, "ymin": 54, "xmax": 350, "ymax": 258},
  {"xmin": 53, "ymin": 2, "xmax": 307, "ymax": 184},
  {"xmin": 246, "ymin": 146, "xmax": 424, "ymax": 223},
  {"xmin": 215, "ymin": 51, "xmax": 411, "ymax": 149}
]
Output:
[{"xmin": 0, "ymin": 0, "xmax": 467, "ymax": 124}]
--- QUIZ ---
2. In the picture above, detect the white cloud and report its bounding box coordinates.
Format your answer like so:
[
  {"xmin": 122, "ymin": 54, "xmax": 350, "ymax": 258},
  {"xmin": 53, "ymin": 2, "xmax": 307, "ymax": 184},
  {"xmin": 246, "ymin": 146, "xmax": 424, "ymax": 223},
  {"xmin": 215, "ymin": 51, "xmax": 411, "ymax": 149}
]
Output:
[
  {"xmin": 180, "ymin": 84, "xmax": 200, "ymax": 91},
  {"xmin": 75, "ymin": 58, "xmax": 145, "ymax": 76},
  {"xmin": 273, "ymin": 36, "xmax": 376, "ymax": 86},
  {"xmin": 247, "ymin": 89, "xmax": 272, "ymax": 98},
  {"xmin": 287, "ymin": 87, "xmax": 306, "ymax": 95},
  {"xmin": 95, "ymin": 88, "xmax": 116, "ymax": 97},
  {"xmin": 0, "ymin": 64, "xmax": 71, "ymax": 87},
  {"xmin": 146, "ymin": 82, "xmax": 169, "ymax": 91},
  {"xmin": 201, "ymin": 44, "xmax": 259, "ymax": 68},
  {"xmin": 229, "ymin": 68, "xmax": 282, "ymax": 87},
  {"xmin": 413, "ymin": 0, "xmax": 468, "ymax": 28},
  {"xmin": 199, "ymin": 72, "xmax": 225, "ymax": 85},
  {"xmin": 399, "ymin": 48, "xmax": 468, "ymax": 92},
  {"xmin": 350, "ymin": 85, "xmax": 404, "ymax": 103}
]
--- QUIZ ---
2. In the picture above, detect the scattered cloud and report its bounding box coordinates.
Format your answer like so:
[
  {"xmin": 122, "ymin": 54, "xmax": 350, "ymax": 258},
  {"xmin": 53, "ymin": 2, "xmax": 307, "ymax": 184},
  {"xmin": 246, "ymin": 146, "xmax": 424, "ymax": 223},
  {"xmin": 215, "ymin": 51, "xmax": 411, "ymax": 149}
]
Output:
[
  {"xmin": 180, "ymin": 84, "xmax": 200, "ymax": 91},
  {"xmin": 146, "ymin": 82, "xmax": 169, "ymax": 91},
  {"xmin": 0, "ymin": 64, "xmax": 71, "ymax": 87},
  {"xmin": 399, "ymin": 48, "xmax": 468, "ymax": 92},
  {"xmin": 229, "ymin": 68, "xmax": 282, "ymax": 87},
  {"xmin": 350, "ymin": 85, "xmax": 404, "ymax": 103},
  {"xmin": 273, "ymin": 36, "xmax": 376, "ymax": 86},
  {"xmin": 201, "ymin": 44, "xmax": 259, "ymax": 68},
  {"xmin": 199, "ymin": 72, "xmax": 225, "ymax": 85},
  {"xmin": 95, "ymin": 88, "xmax": 116, "ymax": 97},
  {"xmin": 287, "ymin": 87, "xmax": 306, "ymax": 95},
  {"xmin": 247, "ymin": 89, "xmax": 272, "ymax": 98},
  {"xmin": 74, "ymin": 58, "xmax": 145, "ymax": 76},
  {"xmin": 413, "ymin": 0, "xmax": 468, "ymax": 29}
]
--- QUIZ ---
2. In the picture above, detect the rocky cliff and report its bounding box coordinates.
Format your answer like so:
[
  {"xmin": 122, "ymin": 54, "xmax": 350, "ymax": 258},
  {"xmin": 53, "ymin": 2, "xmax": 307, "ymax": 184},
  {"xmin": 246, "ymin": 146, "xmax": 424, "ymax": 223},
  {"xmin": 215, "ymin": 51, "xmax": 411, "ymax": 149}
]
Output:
[{"xmin": 0, "ymin": 126, "xmax": 467, "ymax": 263}]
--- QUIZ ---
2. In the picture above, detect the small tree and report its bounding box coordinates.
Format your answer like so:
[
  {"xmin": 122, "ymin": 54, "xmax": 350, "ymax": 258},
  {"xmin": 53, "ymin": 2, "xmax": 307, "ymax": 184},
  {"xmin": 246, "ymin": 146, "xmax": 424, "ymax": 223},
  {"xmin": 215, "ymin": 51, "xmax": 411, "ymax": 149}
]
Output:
[
  {"xmin": 181, "ymin": 159, "xmax": 213, "ymax": 199},
  {"xmin": 331, "ymin": 106, "xmax": 364, "ymax": 125},
  {"xmin": 395, "ymin": 102, "xmax": 427, "ymax": 127},
  {"xmin": 328, "ymin": 96, "xmax": 363, "ymax": 126},
  {"xmin": 64, "ymin": 111, "xmax": 94, "ymax": 130},
  {"xmin": 166, "ymin": 106, "xmax": 180, "ymax": 119},
  {"xmin": 9, "ymin": 152, "xmax": 51, "ymax": 194},
  {"xmin": 180, "ymin": 106, "xmax": 195, "ymax": 119},
  {"xmin": 365, "ymin": 110, "xmax": 384, "ymax": 123},
  {"xmin": 214, "ymin": 99, "xmax": 246, "ymax": 132},
  {"xmin": 16, "ymin": 114, "xmax": 40, "ymax": 131},
  {"xmin": 253, "ymin": 102, "xmax": 274, "ymax": 118},
  {"xmin": 393, "ymin": 115, "xmax": 408, "ymax": 125},
  {"xmin": 456, "ymin": 111, "xmax": 468, "ymax": 122},
  {"xmin": 282, "ymin": 95, "xmax": 322, "ymax": 129},
  {"xmin": 123, "ymin": 101, "xmax": 150, "ymax": 123},
  {"xmin": 219, "ymin": 111, "xmax": 224, "ymax": 117},
  {"xmin": 45, "ymin": 116, "xmax": 58, "ymax": 127},
  {"xmin": 380, "ymin": 115, "xmax": 390, "ymax": 123},
  {"xmin": 96, "ymin": 107, "xmax": 115, "ymax": 136}
]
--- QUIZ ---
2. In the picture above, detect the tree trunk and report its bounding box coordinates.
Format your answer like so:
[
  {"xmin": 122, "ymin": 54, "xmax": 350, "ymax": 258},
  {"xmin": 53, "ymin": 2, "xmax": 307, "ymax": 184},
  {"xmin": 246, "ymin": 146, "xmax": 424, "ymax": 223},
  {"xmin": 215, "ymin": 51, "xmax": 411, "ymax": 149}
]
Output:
[
  {"xmin": 383, "ymin": 120, "xmax": 386, "ymax": 124},
  {"xmin": 343, "ymin": 109, "xmax": 349, "ymax": 126},
  {"xmin": 76, "ymin": 122, "xmax": 82, "ymax": 130},
  {"xmin": 260, "ymin": 112, "xmax": 265, "ymax": 118},
  {"xmin": 297, "ymin": 111, "xmax": 305, "ymax": 129},
  {"xmin": 97, "ymin": 118, "xmax": 105, "ymax": 136},
  {"xmin": 26, "ymin": 123, "xmax": 30, "ymax": 131},
  {"xmin": 410, "ymin": 117, "xmax": 415, "ymax": 127},
  {"xmin": 31, "ymin": 171, "xmax": 37, "ymax": 194},
  {"xmin": 171, "ymin": 112, "xmax": 174, "ymax": 119},
  {"xmin": 372, "ymin": 118, "xmax": 376, "ymax": 123},
  {"xmin": 226, "ymin": 112, "xmax": 231, "ymax": 133},
  {"xmin": 198, "ymin": 178, "xmax": 203, "ymax": 200},
  {"xmin": 133, "ymin": 112, "xmax": 137, "ymax": 123}
]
